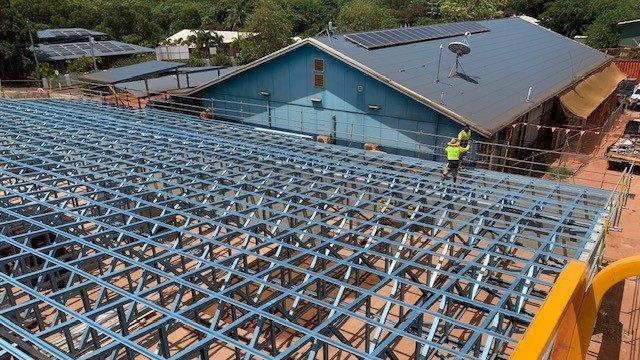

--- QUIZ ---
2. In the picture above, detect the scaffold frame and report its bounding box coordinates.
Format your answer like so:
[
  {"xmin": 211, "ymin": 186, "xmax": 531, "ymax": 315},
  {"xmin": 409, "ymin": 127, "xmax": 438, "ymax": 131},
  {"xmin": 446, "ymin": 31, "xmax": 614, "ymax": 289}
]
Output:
[{"xmin": 0, "ymin": 99, "xmax": 610, "ymax": 360}]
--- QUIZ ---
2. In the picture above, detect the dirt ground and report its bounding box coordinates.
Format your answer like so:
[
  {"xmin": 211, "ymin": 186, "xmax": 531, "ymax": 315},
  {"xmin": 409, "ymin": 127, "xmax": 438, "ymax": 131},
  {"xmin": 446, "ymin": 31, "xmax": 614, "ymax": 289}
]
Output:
[{"xmin": 569, "ymin": 108, "xmax": 640, "ymax": 359}]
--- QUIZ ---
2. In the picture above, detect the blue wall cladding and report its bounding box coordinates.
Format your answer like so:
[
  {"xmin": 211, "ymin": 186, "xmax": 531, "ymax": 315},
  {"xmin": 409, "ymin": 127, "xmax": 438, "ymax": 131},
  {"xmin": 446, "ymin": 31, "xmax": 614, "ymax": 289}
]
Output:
[{"xmin": 195, "ymin": 44, "xmax": 479, "ymax": 158}]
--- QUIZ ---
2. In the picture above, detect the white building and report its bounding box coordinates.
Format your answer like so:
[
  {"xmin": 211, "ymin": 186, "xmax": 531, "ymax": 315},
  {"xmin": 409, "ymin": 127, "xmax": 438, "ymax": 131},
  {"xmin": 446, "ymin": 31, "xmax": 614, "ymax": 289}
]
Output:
[{"xmin": 156, "ymin": 29, "xmax": 256, "ymax": 61}]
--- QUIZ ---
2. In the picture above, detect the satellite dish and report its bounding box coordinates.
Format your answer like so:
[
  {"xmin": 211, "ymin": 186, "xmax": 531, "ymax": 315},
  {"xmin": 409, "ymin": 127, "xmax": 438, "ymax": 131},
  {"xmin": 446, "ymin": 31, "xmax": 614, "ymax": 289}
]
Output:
[
  {"xmin": 448, "ymin": 40, "xmax": 471, "ymax": 78},
  {"xmin": 448, "ymin": 42, "xmax": 471, "ymax": 56}
]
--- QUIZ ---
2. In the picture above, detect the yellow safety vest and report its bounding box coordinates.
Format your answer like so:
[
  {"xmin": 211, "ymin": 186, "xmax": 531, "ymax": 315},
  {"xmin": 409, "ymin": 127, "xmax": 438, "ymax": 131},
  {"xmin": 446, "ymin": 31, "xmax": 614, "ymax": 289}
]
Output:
[
  {"xmin": 445, "ymin": 145, "xmax": 469, "ymax": 160},
  {"xmin": 458, "ymin": 129, "xmax": 471, "ymax": 141}
]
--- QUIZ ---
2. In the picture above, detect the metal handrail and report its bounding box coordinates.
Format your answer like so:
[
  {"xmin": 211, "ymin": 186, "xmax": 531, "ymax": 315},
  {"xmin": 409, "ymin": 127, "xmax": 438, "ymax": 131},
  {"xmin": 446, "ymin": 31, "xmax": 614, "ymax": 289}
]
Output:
[{"xmin": 71, "ymin": 88, "xmax": 629, "ymax": 188}]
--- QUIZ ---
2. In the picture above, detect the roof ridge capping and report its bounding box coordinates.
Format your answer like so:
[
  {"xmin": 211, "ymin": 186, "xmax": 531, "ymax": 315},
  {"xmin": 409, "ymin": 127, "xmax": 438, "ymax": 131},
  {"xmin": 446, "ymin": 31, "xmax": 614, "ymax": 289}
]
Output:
[{"xmin": 618, "ymin": 19, "xmax": 640, "ymax": 25}]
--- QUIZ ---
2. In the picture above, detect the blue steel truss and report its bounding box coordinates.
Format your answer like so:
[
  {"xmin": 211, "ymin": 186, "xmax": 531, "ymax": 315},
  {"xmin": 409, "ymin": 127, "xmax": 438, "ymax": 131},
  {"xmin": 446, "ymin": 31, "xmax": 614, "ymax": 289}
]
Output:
[{"xmin": 0, "ymin": 99, "xmax": 610, "ymax": 360}]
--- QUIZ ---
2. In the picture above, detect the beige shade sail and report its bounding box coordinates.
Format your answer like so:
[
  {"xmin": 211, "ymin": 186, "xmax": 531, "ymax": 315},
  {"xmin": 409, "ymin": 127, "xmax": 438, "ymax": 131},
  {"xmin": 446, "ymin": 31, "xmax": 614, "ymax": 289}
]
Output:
[{"xmin": 559, "ymin": 62, "xmax": 626, "ymax": 119}]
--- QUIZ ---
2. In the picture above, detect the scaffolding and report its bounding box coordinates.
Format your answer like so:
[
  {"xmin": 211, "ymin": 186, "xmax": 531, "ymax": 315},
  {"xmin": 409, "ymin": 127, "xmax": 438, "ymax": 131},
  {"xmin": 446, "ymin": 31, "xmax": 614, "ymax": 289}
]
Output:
[{"xmin": 0, "ymin": 99, "xmax": 611, "ymax": 359}]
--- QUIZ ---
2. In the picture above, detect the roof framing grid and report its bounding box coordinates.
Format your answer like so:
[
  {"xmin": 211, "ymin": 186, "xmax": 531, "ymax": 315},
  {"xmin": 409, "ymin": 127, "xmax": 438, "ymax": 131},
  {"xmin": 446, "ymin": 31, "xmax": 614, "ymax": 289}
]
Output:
[{"xmin": 0, "ymin": 98, "xmax": 610, "ymax": 359}]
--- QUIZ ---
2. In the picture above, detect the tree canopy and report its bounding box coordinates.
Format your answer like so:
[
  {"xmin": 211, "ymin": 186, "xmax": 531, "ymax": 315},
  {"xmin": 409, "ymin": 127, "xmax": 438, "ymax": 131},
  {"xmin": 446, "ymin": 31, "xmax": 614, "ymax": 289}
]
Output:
[
  {"xmin": 336, "ymin": 0, "xmax": 397, "ymax": 32},
  {"xmin": 237, "ymin": 0, "xmax": 293, "ymax": 63},
  {"xmin": 1, "ymin": 0, "xmax": 639, "ymax": 78}
]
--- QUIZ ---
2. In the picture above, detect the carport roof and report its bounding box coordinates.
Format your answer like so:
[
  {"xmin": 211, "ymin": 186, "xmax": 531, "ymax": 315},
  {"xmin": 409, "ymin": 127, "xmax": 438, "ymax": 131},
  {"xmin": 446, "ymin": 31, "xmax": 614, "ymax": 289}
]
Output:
[{"xmin": 79, "ymin": 61, "xmax": 185, "ymax": 85}]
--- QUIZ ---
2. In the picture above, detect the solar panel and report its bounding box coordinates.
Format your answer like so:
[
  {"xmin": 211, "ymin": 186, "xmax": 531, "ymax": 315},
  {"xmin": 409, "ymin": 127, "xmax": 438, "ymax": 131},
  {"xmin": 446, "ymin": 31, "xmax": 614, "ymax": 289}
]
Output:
[
  {"xmin": 37, "ymin": 28, "xmax": 106, "ymax": 40},
  {"xmin": 33, "ymin": 41, "xmax": 153, "ymax": 61},
  {"xmin": 345, "ymin": 21, "xmax": 490, "ymax": 50}
]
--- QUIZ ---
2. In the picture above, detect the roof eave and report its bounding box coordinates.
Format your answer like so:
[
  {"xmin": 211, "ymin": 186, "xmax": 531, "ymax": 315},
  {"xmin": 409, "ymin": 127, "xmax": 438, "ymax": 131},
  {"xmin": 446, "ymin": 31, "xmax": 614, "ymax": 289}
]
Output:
[{"xmin": 494, "ymin": 56, "xmax": 613, "ymax": 132}]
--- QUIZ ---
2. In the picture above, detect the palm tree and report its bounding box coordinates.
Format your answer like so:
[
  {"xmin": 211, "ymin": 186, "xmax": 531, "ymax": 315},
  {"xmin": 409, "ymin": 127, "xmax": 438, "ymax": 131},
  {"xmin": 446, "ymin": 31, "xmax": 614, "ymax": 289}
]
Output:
[
  {"xmin": 186, "ymin": 30, "xmax": 218, "ymax": 58},
  {"xmin": 224, "ymin": 0, "xmax": 254, "ymax": 39}
]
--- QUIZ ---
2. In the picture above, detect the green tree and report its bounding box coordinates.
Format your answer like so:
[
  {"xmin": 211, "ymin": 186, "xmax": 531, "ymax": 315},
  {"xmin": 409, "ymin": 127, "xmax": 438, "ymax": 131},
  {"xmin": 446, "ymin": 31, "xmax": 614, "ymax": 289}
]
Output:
[
  {"xmin": 280, "ymin": 0, "xmax": 343, "ymax": 36},
  {"xmin": 394, "ymin": 2, "xmax": 437, "ymax": 26},
  {"xmin": 224, "ymin": 0, "xmax": 255, "ymax": 31},
  {"xmin": 113, "ymin": 53, "xmax": 156, "ymax": 68},
  {"xmin": 0, "ymin": 0, "xmax": 23, "ymax": 77},
  {"xmin": 585, "ymin": 0, "xmax": 640, "ymax": 49},
  {"xmin": 540, "ymin": 0, "xmax": 608, "ymax": 38},
  {"xmin": 504, "ymin": 0, "xmax": 553, "ymax": 18},
  {"xmin": 439, "ymin": 0, "xmax": 504, "ymax": 22},
  {"xmin": 237, "ymin": 0, "xmax": 293, "ymax": 64},
  {"xmin": 336, "ymin": 0, "xmax": 397, "ymax": 32}
]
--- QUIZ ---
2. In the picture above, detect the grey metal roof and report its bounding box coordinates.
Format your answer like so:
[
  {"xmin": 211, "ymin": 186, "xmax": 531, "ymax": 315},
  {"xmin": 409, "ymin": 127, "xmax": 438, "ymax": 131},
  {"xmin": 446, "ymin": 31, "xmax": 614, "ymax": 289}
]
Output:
[
  {"xmin": 618, "ymin": 19, "xmax": 640, "ymax": 26},
  {"xmin": 32, "ymin": 41, "xmax": 153, "ymax": 62},
  {"xmin": 80, "ymin": 61, "xmax": 185, "ymax": 84},
  {"xmin": 312, "ymin": 17, "xmax": 611, "ymax": 135},
  {"xmin": 115, "ymin": 66, "xmax": 240, "ymax": 97},
  {"xmin": 36, "ymin": 28, "xmax": 106, "ymax": 40},
  {"xmin": 191, "ymin": 17, "xmax": 611, "ymax": 136}
]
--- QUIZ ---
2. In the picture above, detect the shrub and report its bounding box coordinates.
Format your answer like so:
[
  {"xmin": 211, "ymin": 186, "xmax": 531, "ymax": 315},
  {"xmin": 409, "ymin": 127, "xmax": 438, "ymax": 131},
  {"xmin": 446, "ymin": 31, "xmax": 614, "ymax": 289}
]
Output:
[
  {"xmin": 185, "ymin": 57, "xmax": 207, "ymax": 67},
  {"xmin": 210, "ymin": 52, "xmax": 232, "ymax": 66},
  {"xmin": 547, "ymin": 166, "xmax": 574, "ymax": 180},
  {"xmin": 67, "ymin": 57, "xmax": 95, "ymax": 73}
]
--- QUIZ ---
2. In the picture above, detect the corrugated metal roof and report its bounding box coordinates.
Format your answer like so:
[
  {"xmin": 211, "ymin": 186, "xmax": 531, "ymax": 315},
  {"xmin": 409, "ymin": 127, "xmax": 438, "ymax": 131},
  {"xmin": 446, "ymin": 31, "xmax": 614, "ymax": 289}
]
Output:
[
  {"xmin": 190, "ymin": 17, "xmax": 611, "ymax": 136},
  {"xmin": 615, "ymin": 59, "xmax": 640, "ymax": 82},
  {"xmin": 116, "ymin": 66, "xmax": 240, "ymax": 97},
  {"xmin": 312, "ymin": 17, "xmax": 611, "ymax": 135},
  {"xmin": 32, "ymin": 41, "xmax": 153, "ymax": 62},
  {"xmin": 80, "ymin": 61, "xmax": 185, "ymax": 84}
]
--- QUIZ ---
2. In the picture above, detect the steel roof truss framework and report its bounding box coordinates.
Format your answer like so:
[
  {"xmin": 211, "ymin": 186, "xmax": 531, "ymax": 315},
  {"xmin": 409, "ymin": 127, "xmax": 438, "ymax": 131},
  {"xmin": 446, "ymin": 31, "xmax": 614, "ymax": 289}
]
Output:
[{"xmin": 0, "ymin": 99, "xmax": 609, "ymax": 360}]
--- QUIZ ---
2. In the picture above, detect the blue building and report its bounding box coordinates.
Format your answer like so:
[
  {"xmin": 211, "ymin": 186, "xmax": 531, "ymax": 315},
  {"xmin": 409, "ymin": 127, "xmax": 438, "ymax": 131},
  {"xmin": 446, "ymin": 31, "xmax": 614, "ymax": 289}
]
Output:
[{"xmin": 187, "ymin": 17, "xmax": 623, "ymax": 158}]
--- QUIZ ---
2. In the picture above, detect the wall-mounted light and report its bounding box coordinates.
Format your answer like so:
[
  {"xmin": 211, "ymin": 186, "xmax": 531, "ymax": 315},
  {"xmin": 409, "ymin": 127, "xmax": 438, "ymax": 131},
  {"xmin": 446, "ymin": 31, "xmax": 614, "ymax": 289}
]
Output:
[
  {"xmin": 357, "ymin": 85, "xmax": 364, "ymax": 93},
  {"xmin": 260, "ymin": 91, "xmax": 270, "ymax": 96},
  {"xmin": 368, "ymin": 104, "xmax": 380, "ymax": 110},
  {"xmin": 310, "ymin": 97, "xmax": 322, "ymax": 103}
]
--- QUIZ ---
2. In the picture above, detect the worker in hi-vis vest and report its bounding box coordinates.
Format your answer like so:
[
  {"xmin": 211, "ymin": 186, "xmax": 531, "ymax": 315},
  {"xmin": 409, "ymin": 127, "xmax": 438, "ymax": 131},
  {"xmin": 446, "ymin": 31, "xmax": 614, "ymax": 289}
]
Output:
[
  {"xmin": 457, "ymin": 124, "xmax": 472, "ymax": 165},
  {"xmin": 441, "ymin": 138, "xmax": 471, "ymax": 183},
  {"xmin": 458, "ymin": 124, "xmax": 471, "ymax": 147}
]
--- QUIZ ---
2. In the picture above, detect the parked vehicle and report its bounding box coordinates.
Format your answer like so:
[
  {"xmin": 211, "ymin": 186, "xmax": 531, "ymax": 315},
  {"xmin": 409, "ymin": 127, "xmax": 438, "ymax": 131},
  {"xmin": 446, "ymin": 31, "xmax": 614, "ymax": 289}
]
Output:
[
  {"xmin": 607, "ymin": 119, "xmax": 640, "ymax": 168},
  {"xmin": 620, "ymin": 78, "xmax": 637, "ymax": 98},
  {"xmin": 629, "ymin": 84, "xmax": 640, "ymax": 109}
]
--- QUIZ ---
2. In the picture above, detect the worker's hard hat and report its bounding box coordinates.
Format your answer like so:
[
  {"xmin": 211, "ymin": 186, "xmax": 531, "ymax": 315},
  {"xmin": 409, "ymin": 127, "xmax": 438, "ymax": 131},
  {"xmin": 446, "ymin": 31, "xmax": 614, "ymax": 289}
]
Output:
[
  {"xmin": 205, "ymin": 108, "xmax": 211, "ymax": 112},
  {"xmin": 448, "ymin": 138, "xmax": 459, "ymax": 146}
]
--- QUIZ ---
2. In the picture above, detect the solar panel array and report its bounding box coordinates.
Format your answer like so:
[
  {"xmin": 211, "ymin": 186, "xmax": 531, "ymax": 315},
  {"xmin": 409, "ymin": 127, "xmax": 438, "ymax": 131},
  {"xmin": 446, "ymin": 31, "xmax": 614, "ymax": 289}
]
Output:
[
  {"xmin": 344, "ymin": 21, "xmax": 490, "ymax": 50},
  {"xmin": 37, "ymin": 28, "xmax": 106, "ymax": 40},
  {"xmin": 34, "ymin": 41, "xmax": 153, "ymax": 61}
]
